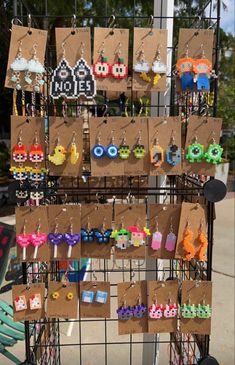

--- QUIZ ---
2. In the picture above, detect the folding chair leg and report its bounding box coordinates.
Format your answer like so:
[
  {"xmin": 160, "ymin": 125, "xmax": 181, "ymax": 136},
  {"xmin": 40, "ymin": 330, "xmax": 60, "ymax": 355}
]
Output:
[{"xmin": 0, "ymin": 347, "xmax": 22, "ymax": 364}]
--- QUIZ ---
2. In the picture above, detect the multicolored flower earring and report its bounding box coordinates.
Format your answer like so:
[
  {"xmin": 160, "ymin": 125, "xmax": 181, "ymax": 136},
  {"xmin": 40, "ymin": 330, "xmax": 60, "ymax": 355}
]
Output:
[
  {"xmin": 10, "ymin": 41, "xmax": 28, "ymax": 90},
  {"xmin": 92, "ymin": 133, "xmax": 105, "ymax": 159},
  {"xmin": 151, "ymin": 216, "xmax": 162, "ymax": 250},
  {"xmin": 110, "ymin": 42, "xmax": 128, "ymax": 79},
  {"xmin": 166, "ymin": 131, "xmax": 181, "ymax": 166},
  {"xmin": 16, "ymin": 219, "xmax": 31, "ymax": 260},
  {"xmin": 70, "ymin": 131, "xmax": 79, "ymax": 165},
  {"xmin": 181, "ymin": 220, "xmax": 195, "ymax": 261},
  {"xmin": 197, "ymin": 220, "xmax": 208, "ymax": 262},
  {"xmin": 186, "ymin": 136, "xmax": 204, "ymax": 163},
  {"xmin": 31, "ymin": 219, "xmax": 47, "ymax": 259},
  {"xmin": 176, "ymin": 44, "xmax": 194, "ymax": 91},
  {"xmin": 152, "ymin": 46, "xmax": 167, "ymax": 85},
  {"xmin": 133, "ymin": 130, "xmax": 146, "ymax": 159},
  {"xmin": 193, "ymin": 44, "xmax": 212, "ymax": 92},
  {"xmin": 93, "ymin": 42, "xmax": 110, "ymax": 78},
  {"xmin": 204, "ymin": 136, "xmax": 223, "ymax": 164},
  {"xmin": 133, "ymin": 41, "xmax": 150, "ymax": 83},
  {"xmin": 118, "ymin": 131, "xmax": 131, "ymax": 159},
  {"xmin": 106, "ymin": 131, "xmax": 119, "ymax": 159},
  {"xmin": 48, "ymin": 134, "xmax": 67, "ymax": 165},
  {"xmin": 64, "ymin": 218, "xmax": 80, "ymax": 258},
  {"xmin": 29, "ymin": 131, "xmax": 44, "ymax": 163},
  {"xmin": 150, "ymin": 133, "xmax": 164, "ymax": 167},
  {"xmin": 165, "ymin": 218, "xmax": 177, "ymax": 252},
  {"xmin": 25, "ymin": 43, "xmax": 45, "ymax": 92},
  {"xmin": 13, "ymin": 130, "xmax": 27, "ymax": 163},
  {"xmin": 48, "ymin": 219, "xmax": 63, "ymax": 259}
]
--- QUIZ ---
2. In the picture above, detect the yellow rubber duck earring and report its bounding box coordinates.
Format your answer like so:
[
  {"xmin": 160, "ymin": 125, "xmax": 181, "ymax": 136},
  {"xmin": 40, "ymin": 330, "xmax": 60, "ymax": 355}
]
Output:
[
  {"xmin": 48, "ymin": 133, "xmax": 66, "ymax": 166},
  {"xmin": 70, "ymin": 131, "xmax": 79, "ymax": 165}
]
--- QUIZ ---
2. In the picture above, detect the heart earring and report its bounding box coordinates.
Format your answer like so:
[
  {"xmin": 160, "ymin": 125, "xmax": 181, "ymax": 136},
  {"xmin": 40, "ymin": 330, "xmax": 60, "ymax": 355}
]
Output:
[
  {"xmin": 181, "ymin": 220, "xmax": 196, "ymax": 261},
  {"xmin": 151, "ymin": 216, "xmax": 162, "ymax": 250},
  {"xmin": 13, "ymin": 129, "xmax": 27, "ymax": 163},
  {"xmin": 166, "ymin": 131, "xmax": 181, "ymax": 166},
  {"xmin": 48, "ymin": 219, "xmax": 63, "ymax": 258},
  {"xmin": 176, "ymin": 44, "xmax": 194, "ymax": 91},
  {"xmin": 133, "ymin": 130, "xmax": 146, "ymax": 159},
  {"xmin": 64, "ymin": 217, "xmax": 80, "ymax": 258},
  {"xmin": 204, "ymin": 135, "xmax": 223, "ymax": 165},
  {"xmin": 110, "ymin": 42, "xmax": 128, "ymax": 79},
  {"xmin": 29, "ymin": 130, "xmax": 44, "ymax": 163},
  {"xmin": 106, "ymin": 130, "xmax": 119, "ymax": 159},
  {"xmin": 119, "ymin": 130, "xmax": 131, "ymax": 159},
  {"xmin": 70, "ymin": 131, "xmax": 79, "ymax": 165},
  {"xmin": 152, "ymin": 45, "xmax": 167, "ymax": 85},
  {"xmin": 81, "ymin": 216, "xmax": 95, "ymax": 243},
  {"xmin": 165, "ymin": 217, "xmax": 177, "ymax": 252},
  {"xmin": 92, "ymin": 133, "xmax": 105, "ymax": 159},
  {"xmin": 133, "ymin": 41, "xmax": 151, "ymax": 82},
  {"xmin": 150, "ymin": 132, "xmax": 164, "ymax": 167},
  {"xmin": 16, "ymin": 219, "xmax": 31, "ymax": 260},
  {"xmin": 193, "ymin": 44, "xmax": 212, "ymax": 92},
  {"xmin": 10, "ymin": 41, "xmax": 28, "ymax": 90},
  {"xmin": 198, "ymin": 220, "xmax": 208, "ymax": 262},
  {"xmin": 30, "ymin": 219, "xmax": 47, "ymax": 259},
  {"xmin": 186, "ymin": 135, "xmax": 204, "ymax": 163},
  {"xmin": 93, "ymin": 42, "xmax": 110, "ymax": 78},
  {"xmin": 48, "ymin": 134, "xmax": 67, "ymax": 165},
  {"xmin": 25, "ymin": 43, "xmax": 45, "ymax": 92}
]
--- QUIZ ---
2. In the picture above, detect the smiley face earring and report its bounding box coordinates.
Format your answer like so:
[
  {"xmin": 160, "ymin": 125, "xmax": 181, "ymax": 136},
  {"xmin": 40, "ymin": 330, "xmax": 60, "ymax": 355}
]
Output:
[
  {"xmin": 92, "ymin": 133, "xmax": 105, "ymax": 159},
  {"xmin": 133, "ymin": 130, "xmax": 146, "ymax": 159}
]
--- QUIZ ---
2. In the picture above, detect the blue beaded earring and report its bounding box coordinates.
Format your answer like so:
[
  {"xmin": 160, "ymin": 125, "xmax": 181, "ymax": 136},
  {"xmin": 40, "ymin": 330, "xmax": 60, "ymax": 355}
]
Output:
[
  {"xmin": 106, "ymin": 130, "xmax": 118, "ymax": 159},
  {"xmin": 92, "ymin": 133, "xmax": 105, "ymax": 159},
  {"xmin": 166, "ymin": 130, "xmax": 181, "ymax": 166}
]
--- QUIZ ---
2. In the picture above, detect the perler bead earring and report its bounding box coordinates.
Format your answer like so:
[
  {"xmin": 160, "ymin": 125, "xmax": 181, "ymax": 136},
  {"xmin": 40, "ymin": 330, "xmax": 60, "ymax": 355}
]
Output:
[
  {"xmin": 204, "ymin": 136, "xmax": 223, "ymax": 165},
  {"xmin": 197, "ymin": 220, "xmax": 208, "ymax": 262},
  {"xmin": 165, "ymin": 217, "xmax": 177, "ymax": 252},
  {"xmin": 25, "ymin": 43, "xmax": 45, "ymax": 92},
  {"xmin": 94, "ymin": 217, "xmax": 113, "ymax": 244},
  {"xmin": 10, "ymin": 41, "xmax": 28, "ymax": 90},
  {"xmin": 197, "ymin": 296, "xmax": 212, "ymax": 319},
  {"xmin": 148, "ymin": 293, "xmax": 163, "ymax": 319},
  {"xmin": 92, "ymin": 133, "xmax": 105, "ymax": 159},
  {"xmin": 133, "ymin": 41, "xmax": 151, "ymax": 83},
  {"xmin": 181, "ymin": 220, "xmax": 196, "ymax": 261},
  {"xmin": 16, "ymin": 219, "xmax": 31, "ymax": 261},
  {"xmin": 150, "ymin": 132, "xmax": 164, "ymax": 167},
  {"xmin": 106, "ymin": 130, "xmax": 119, "ymax": 159},
  {"xmin": 82, "ymin": 290, "xmax": 94, "ymax": 303},
  {"xmin": 29, "ymin": 293, "xmax": 42, "ymax": 310},
  {"xmin": 193, "ymin": 44, "xmax": 212, "ymax": 92},
  {"xmin": 110, "ymin": 42, "xmax": 128, "ymax": 79},
  {"xmin": 64, "ymin": 217, "xmax": 80, "ymax": 258},
  {"xmin": 119, "ymin": 130, "xmax": 131, "ymax": 159},
  {"xmin": 93, "ymin": 42, "xmax": 110, "ymax": 78},
  {"xmin": 186, "ymin": 135, "xmax": 204, "ymax": 163},
  {"xmin": 166, "ymin": 131, "xmax": 181, "ymax": 166},
  {"xmin": 66, "ymin": 292, "xmax": 74, "ymax": 301},
  {"xmin": 132, "ymin": 294, "xmax": 147, "ymax": 318},
  {"xmin": 180, "ymin": 302, "xmax": 197, "ymax": 319},
  {"xmin": 30, "ymin": 219, "xmax": 47, "ymax": 259},
  {"xmin": 48, "ymin": 134, "xmax": 67, "ymax": 165},
  {"xmin": 48, "ymin": 219, "xmax": 63, "ymax": 259},
  {"xmin": 133, "ymin": 130, "xmax": 146, "ymax": 159},
  {"xmin": 29, "ymin": 130, "xmax": 44, "ymax": 163},
  {"xmin": 176, "ymin": 44, "xmax": 194, "ymax": 91},
  {"xmin": 151, "ymin": 216, "xmax": 162, "ymax": 250},
  {"xmin": 81, "ymin": 216, "xmax": 95, "ymax": 243},
  {"xmin": 14, "ymin": 295, "xmax": 27, "ymax": 312},
  {"xmin": 70, "ymin": 131, "xmax": 79, "ymax": 165},
  {"xmin": 111, "ymin": 216, "xmax": 131, "ymax": 250},
  {"xmin": 13, "ymin": 129, "xmax": 27, "ymax": 163},
  {"xmin": 128, "ymin": 223, "xmax": 150, "ymax": 248},
  {"xmin": 152, "ymin": 45, "xmax": 167, "ymax": 85}
]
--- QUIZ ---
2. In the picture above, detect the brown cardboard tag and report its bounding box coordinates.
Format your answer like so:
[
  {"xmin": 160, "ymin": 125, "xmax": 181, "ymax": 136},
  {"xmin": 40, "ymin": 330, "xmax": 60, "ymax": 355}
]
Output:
[
  {"xmin": 80, "ymin": 281, "xmax": 110, "ymax": 318},
  {"xmin": 81, "ymin": 204, "xmax": 113, "ymax": 259},
  {"xmin": 16, "ymin": 206, "xmax": 50, "ymax": 262},
  {"xmin": 11, "ymin": 115, "xmax": 46, "ymax": 170},
  {"xmin": 178, "ymin": 29, "xmax": 214, "ymax": 61},
  {"xmin": 93, "ymin": 27, "xmax": 129, "ymax": 91},
  {"xmin": 148, "ymin": 204, "xmax": 181, "ymax": 259},
  {"xmin": 55, "ymin": 27, "xmax": 91, "ymax": 67},
  {"xmin": 5, "ymin": 24, "xmax": 48, "ymax": 91},
  {"xmin": 48, "ymin": 205, "xmax": 81, "ymax": 261},
  {"xmin": 183, "ymin": 116, "xmax": 222, "ymax": 176},
  {"xmin": 12, "ymin": 283, "xmax": 45, "ymax": 321},
  {"xmin": 148, "ymin": 117, "xmax": 182, "ymax": 175},
  {"xmin": 180, "ymin": 280, "xmax": 212, "ymax": 335},
  {"xmin": 175, "ymin": 202, "xmax": 207, "ymax": 260},
  {"xmin": 47, "ymin": 282, "xmax": 78, "ymax": 319},
  {"xmin": 114, "ymin": 204, "xmax": 146, "ymax": 259},
  {"xmin": 148, "ymin": 280, "xmax": 178, "ymax": 333},
  {"xmin": 89, "ymin": 117, "xmax": 149, "ymax": 177},
  {"xmin": 117, "ymin": 280, "xmax": 148, "ymax": 335},
  {"xmin": 48, "ymin": 117, "xmax": 83, "ymax": 177},
  {"xmin": 133, "ymin": 28, "xmax": 167, "ymax": 92}
]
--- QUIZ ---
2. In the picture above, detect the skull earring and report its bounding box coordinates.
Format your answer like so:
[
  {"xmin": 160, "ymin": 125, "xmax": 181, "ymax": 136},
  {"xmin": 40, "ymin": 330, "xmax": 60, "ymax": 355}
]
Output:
[
  {"xmin": 10, "ymin": 41, "xmax": 28, "ymax": 90},
  {"xmin": 152, "ymin": 45, "xmax": 167, "ymax": 85},
  {"xmin": 133, "ymin": 130, "xmax": 146, "ymax": 159},
  {"xmin": 25, "ymin": 43, "xmax": 45, "ymax": 92}
]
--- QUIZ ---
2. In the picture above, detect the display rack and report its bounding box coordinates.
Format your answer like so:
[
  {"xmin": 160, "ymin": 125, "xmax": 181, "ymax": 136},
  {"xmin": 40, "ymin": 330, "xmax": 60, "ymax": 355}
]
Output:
[{"xmin": 10, "ymin": 0, "xmax": 221, "ymax": 364}]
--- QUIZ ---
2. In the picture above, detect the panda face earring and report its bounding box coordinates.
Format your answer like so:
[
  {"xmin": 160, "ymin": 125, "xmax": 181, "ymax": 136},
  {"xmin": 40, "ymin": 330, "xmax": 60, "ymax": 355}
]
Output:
[
  {"xmin": 106, "ymin": 130, "xmax": 118, "ymax": 159},
  {"xmin": 92, "ymin": 133, "xmax": 105, "ymax": 159}
]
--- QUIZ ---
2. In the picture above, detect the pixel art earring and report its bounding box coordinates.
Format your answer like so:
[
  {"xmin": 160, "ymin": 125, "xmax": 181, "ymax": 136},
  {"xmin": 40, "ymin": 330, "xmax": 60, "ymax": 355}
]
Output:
[
  {"xmin": 152, "ymin": 45, "xmax": 167, "ymax": 85},
  {"xmin": 163, "ymin": 293, "xmax": 178, "ymax": 318},
  {"xmin": 48, "ymin": 134, "xmax": 67, "ymax": 165},
  {"xmin": 29, "ymin": 293, "xmax": 42, "ymax": 310},
  {"xmin": 150, "ymin": 132, "xmax": 164, "ymax": 167},
  {"xmin": 13, "ymin": 129, "xmax": 27, "ymax": 163},
  {"xmin": 14, "ymin": 295, "xmax": 27, "ymax": 312},
  {"xmin": 70, "ymin": 131, "xmax": 79, "ymax": 165},
  {"xmin": 148, "ymin": 293, "xmax": 163, "ymax": 319},
  {"xmin": 25, "ymin": 43, "xmax": 45, "ymax": 92},
  {"xmin": 198, "ymin": 220, "xmax": 208, "ymax": 262},
  {"xmin": 128, "ymin": 221, "xmax": 150, "ymax": 247},
  {"xmin": 92, "ymin": 133, "xmax": 105, "ymax": 159},
  {"xmin": 166, "ymin": 131, "xmax": 181, "ymax": 166},
  {"xmin": 181, "ymin": 220, "xmax": 196, "ymax": 261},
  {"xmin": 64, "ymin": 217, "xmax": 80, "ymax": 258},
  {"xmin": 29, "ymin": 130, "xmax": 44, "ymax": 163},
  {"xmin": 110, "ymin": 42, "xmax": 128, "ymax": 79},
  {"xmin": 93, "ymin": 42, "xmax": 110, "ymax": 78},
  {"xmin": 81, "ymin": 216, "xmax": 95, "ymax": 243},
  {"xmin": 193, "ymin": 44, "xmax": 212, "ymax": 92},
  {"xmin": 31, "ymin": 219, "xmax": 47, "ymax": 259},
  {"xmin": 132, "ymin": 293, "xmax": 147, "ymax": 318},
  {"xmin": 95, "ymin": 290, "xmax": 108, "ymax": 304},
  {"xmin": 133, "ymin": 41, "xmax": 151, "ymax": 82},
  {"xmin": 181, "ymin": 296, "xmax": 197, "ymax": 319},
  {"xmin": 186, "ymin": 135, "xmax": 204, "ymax": 163},
  {"xmin": 176, "ymin": 44, "xmax": 194, "ymax": 91},
  {"xmin": 82, "ymin": 290, "xmax": 94, "ymax": 303},
  {"xmin": 151, "ymin": 216, "xmax": 162, "ymax": 250},
  {"xmin": 197, "ymin": 295, "xmax": 212, "ymax": 319},
  {"xmin": 119, "ymin": 130, "xmax": 131, "ymax": 159},
  {"xmin": 10, "ymin": 41, "xmax": 28, "ymax": 90},
  {"xmin": 16, "ymin": 219, "xmax": 31, "ymax": 260},
  {"xmin": 94, "ymin": 217, "xmax": 113, "ymax": 244},
  {"xmin": 106, "ymin": 130, "xmax": 119, "ymax": 159},
  {"xmin": 165, "ymin": 217, "xmax": 177, "ymax": 252},
  {"xmin": 111, "ymin": 216, "xmax": 131, "ymax": 250},
  {"xmin": 48, "ymin": 218, "xmax": 64, "ymax": 258},
  {"xmin": 133, "ymin": 130, "xmax": 146, "ymax": 159},
  {"xmin": 204, "ymin": 135, "xmax": 223, "ymax": 165}
]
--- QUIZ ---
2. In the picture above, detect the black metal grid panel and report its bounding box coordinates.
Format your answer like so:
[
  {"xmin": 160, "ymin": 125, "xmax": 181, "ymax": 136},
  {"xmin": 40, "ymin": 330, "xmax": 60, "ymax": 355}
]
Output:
[{"xmin": 11, "ymin": 0, "xmax": 221, "ymax": 364}]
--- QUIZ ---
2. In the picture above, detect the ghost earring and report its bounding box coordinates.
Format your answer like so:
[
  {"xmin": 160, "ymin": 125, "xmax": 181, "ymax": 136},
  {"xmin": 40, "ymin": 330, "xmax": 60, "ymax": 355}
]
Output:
[
  {"xmin": 10, "ymin": 41, "xmax": 28, "ymax": 90},
  {"xmin": 165, "ymin": 217, "xmax": 177, "ymax": 252},
  {"xmin": 93, "ymin": 42, "xmax": 110, "ymax": 78},
  {"xmin": 152, "ymin": 45, "xmax": 167, "ymax": 85},
  {"xmin": 29, "ymin": 130, "xmax": 44, "ymax": 163},
  {"xmin": 70, "ymin": 132, "xmax": 79, "ymax": 165},
  {"xmin": 133, "ymin": 130, "xmax": 146, "ymax": 159},
  {"xmin": 92, "ymin": 133, "xmax": 105, "ymax": 159},
  {"xmin": 133, "ymin": 41, "xmax": 150, "ymax": 82},
  {"xmin": 106, "ymin": 130, "xmax": 118, "ymax": 159},
  {"xmin": 48, "ymin": 134, "xmax": 67, "ymax": 165},
  {"xmin": 119, "ymin": 130, "xmax": 131, "ymax": 159},
  {"xmin": 150, "ymin": 132, "xmax": 164, "ymax": 167},
  {"xmin": 204, "ymin": 135, "xmax": 223, "ymax": 165},
  {"xmin": 25, "ymin": 44, "xmax": 45, "ymax": 92},
  {"xmin": 198, "ymin": 220, "xmax": 208, "ymax": 262},
  {"xmin": 110, "ymin": 42, "xmax": 128, "ymax": 79},
  {"xmin": 166, "ymin": 130, "xmax": 181, "ymax": 166},
  {"xmin": 151, "ymin": 216, "xmax": 162, "ymax": 250}
]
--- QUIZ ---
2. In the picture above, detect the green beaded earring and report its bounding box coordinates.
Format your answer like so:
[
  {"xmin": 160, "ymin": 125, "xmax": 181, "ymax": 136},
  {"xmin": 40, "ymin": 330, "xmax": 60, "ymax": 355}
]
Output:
[
  {"xmin": 204, "ymin": 137, "xmax": 223, "ymax": 164},
  {"xmin": 186, "ymin": 136, "xmax": 204, "ymax": 163},
  {"xmin": 133, "ymin": 130, "xmax": 146, "ymax": 159}
]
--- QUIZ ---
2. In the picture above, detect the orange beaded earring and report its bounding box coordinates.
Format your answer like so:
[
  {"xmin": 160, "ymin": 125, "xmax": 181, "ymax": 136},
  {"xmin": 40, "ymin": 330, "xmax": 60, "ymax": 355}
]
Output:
[
  {"xmin": 198, "ymin": 220, "xmax": 208, "ymax": 262},
  {"xmin": 182, "ymin": 220, "xmax": 196, "ymax": 261}
]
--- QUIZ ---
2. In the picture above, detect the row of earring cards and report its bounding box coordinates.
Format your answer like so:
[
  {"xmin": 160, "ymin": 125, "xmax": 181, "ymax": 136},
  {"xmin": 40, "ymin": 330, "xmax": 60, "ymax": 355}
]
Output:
[
  {"xmin": 11, "ymin": 115, "xmax": 222, "ymax": 178},
  {"xmin": 12, "ymin": 279, "xmax": 212, "ymax": 336},
  {"xmin": 16, "ymin": 202, "xmax": 207, "ymax": 262}
]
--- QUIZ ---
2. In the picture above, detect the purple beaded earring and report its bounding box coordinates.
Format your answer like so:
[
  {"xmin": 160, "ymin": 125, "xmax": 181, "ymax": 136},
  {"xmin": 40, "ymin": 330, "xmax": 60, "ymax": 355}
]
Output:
[
  {"xmin": 48, "ymin": 219, "xmax": 63, "ymax": 258},
  {"xmin": 63, "ymin": 217, "xmax": 80, "ymax": 258}
]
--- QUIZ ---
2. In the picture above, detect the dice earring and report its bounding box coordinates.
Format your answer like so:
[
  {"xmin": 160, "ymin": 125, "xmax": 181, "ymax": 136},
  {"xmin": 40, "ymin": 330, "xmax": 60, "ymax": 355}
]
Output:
[
  {"xmin": 186, "ymin": 135, "xmax": 204, "ymax": 163},
  {"xmin": 165, "ymin": 217, "xmax": 177, "ymax": 252},
  {"xmin": 133, "ymin": 130, "xmax": 146, "ymax": 159},
  {"xmin": 151, "ymin": 216, "xmax": 162, "ymax": 250},
  {"xmin": 25, "ymin": 43, "xmax": 45, "ymax": 92},
  {"xmin": 70, "ymin": 131, "xmax": 79, "ymax": 165},
  {"xmin": 110, "ymin": 42, "xmax": 128, "ymax": 79},
  {"xmin": 93, "ymin": 42, "xmax": 110, "ymax": 78},
  {"xmin": 119, "ymin": 130, "xmax": 131, "ymax": 159},
  {"xmin": 152, "ymin": 45, "xmax": 167, "ymax": 85},
  {"xmin": 204, "ymin": 136, "xmax": 223, "ymax": 165},
  {"xmin": 92, "ymin": 133, "xmax": 105, "ymax": 159},
  {"xmin": 166, "ymin": 131, "xmax": 181, "ymax": 166},
  {"xmin": 29, "ymin": 130, "xmax": 44, "ymax": 163},
  {"xmin": 48, "ymin": 134, "xmax": 67, "ymax": 166},
  {"xmin": 181, "ymin": 220, "xmax": 196, "ymax": 261},
  {"xmin": 13, "ymin": 129, "xmax": 27, "ymax": 163},
  {"xmin": 133, "ymin": 41, "xmax": 151, "ymax": 83},
  {"xmin": 198, "ymin": 220, "xmax": 208, "ymax": 262},
  {"xmin": 106, "ymin": 130, "xmax": 119, "ymax": 159},
  {"xmin": 10, "ymin": 41, "xmax": 28, "ymax": 90}
]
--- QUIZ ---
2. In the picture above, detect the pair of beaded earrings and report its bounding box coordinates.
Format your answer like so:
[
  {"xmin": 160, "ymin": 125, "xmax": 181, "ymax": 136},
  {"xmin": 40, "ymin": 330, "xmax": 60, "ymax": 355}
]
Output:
[
  {"xmin": 186, "ymin": 136, "xmax": 223, "ymax": 165},
  {"xmin": 133, "ymin": 43, "xmax": 167, "ymax": 85},
  {"xmin": 14, "ymin": 293, "xmax": 42, "ymax": 312},
  {"xmin": 82, "ymin": 289, "xmax": 108, "ymax": 304},
  {"xmin": 151, "ymin": 217, "xmax": 176, "ymax": 252},
  {"xmin": 117, "ymin": 291, "xmax": 147, "ymax": 320},
  {"xmin": 181, "ymin": 296, "xmax": 212, "ymax": 319},
  {"xmin": 93, "ymin": 42, "xmax": 128, "ymax": 80},
  {"xmin": 81, "ymin": 218, "xmax": 113, "ymax": 245},
  {"xmin": 92, "ymin": 131, "xmax": 146, "ymax": 160},
  {"xmin": 48, "ymin": 132, "xmax": 79, "ymax": 166},
  {"xmin": 150, "ymin": 131, "xmax": 181, "ymax": 167},
  {"xmin": 182, "ymin": 220, "xmax": 208, "ymax": 262},
  {"xmin": 149, "ymin": 291, "xmax": 178, "ymax": 319},
  {"xmin": 11, "ymin": 42, "xmax": 44, "ymax": 92}
]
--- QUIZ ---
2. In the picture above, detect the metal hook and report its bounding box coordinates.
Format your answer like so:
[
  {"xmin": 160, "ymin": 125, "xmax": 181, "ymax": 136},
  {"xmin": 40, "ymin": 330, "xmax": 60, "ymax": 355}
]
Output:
[
  {"xmin": 61, "ymin": 42, "xmax": 66, "ymax": 58},
  {"xmin": 80, "ymin": 42, "xmax": 85, "ymax": 57},
  {"xmin": 11, "ymin": 18, "xmax": 23, "ymax": 26},
  {"xmin": 108, "ymin": 14, "xmax": 116, "ymax": 34},
  {"xmin": 72, "ymin": 131, "xmax": 76, "ymax": 143},
  {"xmin": 149, "ymin": 15, "xmax": 154, "ymax": 34},
  {"xmin": 71, "ymin": 14, "xmax": 76, "ymax": 34},
  {"xmin": 103, "ymin": 104, "xmax": 108, "ymax": 117},
  {"xmin": 27, "ymin": 14, "xmax": 32, "ymax": 34}
]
